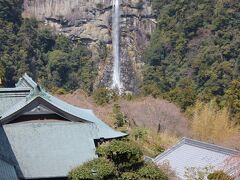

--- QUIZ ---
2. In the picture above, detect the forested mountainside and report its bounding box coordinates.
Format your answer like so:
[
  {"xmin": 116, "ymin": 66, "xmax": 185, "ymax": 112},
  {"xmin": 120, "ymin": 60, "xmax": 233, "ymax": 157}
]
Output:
[
  {"xmin": 0, "ymin": 1, "xmax": 240, "ymax": 177},
  {"xmin": 0, "ymin": 0, "xmax": 97, "ymax": 93},
  {"xmin": 0, "ymin": 0, "xmax": 239, "ymax": 121},
  {"xmin": 0, "ymin": 0, "xmax": 155, "ymax": 93},
  {"xmin": 22, "ymin": 0, "xmax": 155, "ymax": 92},
  {"xmin": 143, "ymin": 0, "xmax": 240, "ymax": 115}
]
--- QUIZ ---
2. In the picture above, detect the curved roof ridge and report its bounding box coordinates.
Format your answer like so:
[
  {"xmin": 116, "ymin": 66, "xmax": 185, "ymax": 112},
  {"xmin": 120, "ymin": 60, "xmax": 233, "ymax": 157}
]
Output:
[
  {"xmin": 44, "ymin": 93, "xmax": 127, "ymax": 138},
  {"xmin": 0, "ymin": 94, "xmax": 93, "ymax": 124},
  {"xmin": 1, "ymin": 73, "xmax": 127, "ymax": 139},
  {"xmin": 15, "ymin": 73, "xmax": 37, "ymax": 89}
]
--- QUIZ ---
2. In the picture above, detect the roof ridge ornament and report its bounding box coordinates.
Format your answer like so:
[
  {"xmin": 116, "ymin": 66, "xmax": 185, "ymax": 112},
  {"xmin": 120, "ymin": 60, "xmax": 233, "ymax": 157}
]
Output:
[
  {"xmin": 26, "ymin": 84, "xmax": 50, "ymax": 101},
  {"xmin": 35, "ymin": 84, "xmax": 41, "ymax": 95}
]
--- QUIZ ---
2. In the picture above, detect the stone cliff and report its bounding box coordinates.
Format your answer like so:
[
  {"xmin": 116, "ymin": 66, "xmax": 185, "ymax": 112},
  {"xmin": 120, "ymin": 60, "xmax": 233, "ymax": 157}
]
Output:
[{"xmin": 23, "ymin": 0, "xmax": 156, "ymax": 92}]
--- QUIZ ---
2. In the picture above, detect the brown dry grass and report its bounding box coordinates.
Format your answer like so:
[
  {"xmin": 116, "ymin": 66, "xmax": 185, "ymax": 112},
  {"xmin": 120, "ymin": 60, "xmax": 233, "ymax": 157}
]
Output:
[
  {"xmin": 58, "ymin": 91, "xmax": 186, "ymax": 156},
  {"xmin": 120, "ymin": 96, "xmax": 189, "ymax": 136},
  {"xmin": 191, "ymin": 101, "xmax": 240, "ymax": 149},
  {"xmin": 129, "ymin": 127, "xmax": 178, "ymax": 157},
  {"xmin": 58, "ymin": 92, "xmax": 189, "ymax": 137}
]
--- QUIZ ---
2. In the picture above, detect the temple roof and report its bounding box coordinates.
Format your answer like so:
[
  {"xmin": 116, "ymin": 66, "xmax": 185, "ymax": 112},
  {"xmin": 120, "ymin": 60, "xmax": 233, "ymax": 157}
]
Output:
[
  {"xmin": 4, "ymin": 122, "xmax": 98, "ymax": 179},
  {"xmin": 0, "ymin": 158, "xmax": 18, "ymax": 180},
  {"xmin": 0, "ymin": 74, "xmax": 126, "ymax": 179},
  {"xmin": 0, "ymin": 74, "xmax": 126, "ymax": 139},
  {"xmin": 0, "ymin": 87, "xmax": 30, "ymax": 114}
]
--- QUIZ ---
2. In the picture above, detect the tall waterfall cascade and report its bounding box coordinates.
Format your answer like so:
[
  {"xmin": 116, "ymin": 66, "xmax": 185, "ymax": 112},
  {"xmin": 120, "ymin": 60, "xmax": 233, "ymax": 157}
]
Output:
[{"xmin": 111, "ymin": 0, "xmax": 123, "ymax": 91}]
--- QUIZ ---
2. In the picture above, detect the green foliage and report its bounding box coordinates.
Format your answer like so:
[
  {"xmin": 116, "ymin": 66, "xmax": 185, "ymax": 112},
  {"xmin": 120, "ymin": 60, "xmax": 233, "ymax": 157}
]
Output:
[
  {"xmin": 51, "ymin": 87, "xmax": 67, "ymax": 95},
  {"xmin": 131, "ymin": 127, "xmax": 148, "ymax": 141},
  {"xmin": 0, "ymin": 63, "xmax": 5, "ymax": 86},
  {"xmin": 112, "ymin": 103, "xmax": 127, "ymax": 127},
  {"xmin": 68, "ymin": 158, "xmax": 116, "ymax": 180},
  {"xmin": 143, "ymin": 0, "xmax": 240, "ymax": 112},
  {"xmin": 48, "ymin": 50, "xmax": 69, "ymax": 87},
  {"xmin": 96, "ymin": 140, "xmax": 143, "ymax": 171},
  {"xmin": 0, "ymin": 1, "xmax": 97, "ymax": 93},
  {"xmin": 92, "ymin": 88, "xmax": 111, "ymax": 105},
  {"xmin": 0, "ymin": 0, "xmax": 22, "ymax": 23},
  {"xmin": 165, "ymin": 78, "xmax": 197, "ymax": 110},
  {"xmin": 70, "ymin": 140, "xmax": 169, "ymax": 179},
  {"xmin": 138, "ymin": 163, "xmax": 169, "ymax": 180},
  {"xmin": 92, "ymin": 88, "xmax": 118, "ymax": 105},
  {"xmin": 140, "ymin": 83, "xmax": 161, "ymax": 98},
  {"xmin": 55, "ymin": 35, "xmax": 72, "ymax": 52},
  {"xmin": 120, "ymin": 172, "xmax": 139, "ymax": 180},
  {"xmin": 224, "ymin": 79, "xmax": 240, "ymax": 123},
  {"xmin": 207, "ymin": 171, "xmax": 234, "ymax": 180}
]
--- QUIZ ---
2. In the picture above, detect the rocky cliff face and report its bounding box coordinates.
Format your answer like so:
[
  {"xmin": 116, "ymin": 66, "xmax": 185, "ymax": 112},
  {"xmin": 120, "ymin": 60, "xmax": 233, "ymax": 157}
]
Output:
[{"xmin": 23, "ymin": 0, "xmax": 156, "ymax": 92}]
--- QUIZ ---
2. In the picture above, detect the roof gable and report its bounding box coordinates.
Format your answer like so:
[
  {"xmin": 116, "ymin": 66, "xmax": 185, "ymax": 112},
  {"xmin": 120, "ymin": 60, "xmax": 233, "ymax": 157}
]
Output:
[
  {"xmin": 0, "ymin": 95, "xmax": 91, "ymax": 124},
  {"xmin": 0, "ymin": 77, "xmax": 126, "ymax": 138},
  {"xmin": 0, "ymin": 73, "xmax": 127, "ymax": 179},
  {"xmin": 23, "ymin": 104, "xmax": 55, "ymax": 115}
]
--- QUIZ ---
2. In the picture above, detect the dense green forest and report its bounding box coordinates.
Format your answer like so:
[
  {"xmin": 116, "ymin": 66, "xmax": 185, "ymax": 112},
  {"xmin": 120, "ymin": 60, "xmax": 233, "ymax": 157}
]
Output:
[
  {"xmin": 143, "ymin": 0, "xmax": 240, "ymax": 119},
  {"xmin": 0, "ymin": 0, "xmax": 239, "ymax": 120},
  {"xmin": 0, "ymin": 0, "xmax": 96, "ymax": 93}
]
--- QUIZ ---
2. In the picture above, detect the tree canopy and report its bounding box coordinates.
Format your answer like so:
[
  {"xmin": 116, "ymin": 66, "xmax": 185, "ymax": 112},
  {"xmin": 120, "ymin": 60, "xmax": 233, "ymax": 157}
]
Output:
[
  {"xmin": 0, "ymin": 0, "xmax": 96, "ymax": 93},
  {"xmin": 143, "ymin": 0, "xmax": 240, "ymax": 118}
]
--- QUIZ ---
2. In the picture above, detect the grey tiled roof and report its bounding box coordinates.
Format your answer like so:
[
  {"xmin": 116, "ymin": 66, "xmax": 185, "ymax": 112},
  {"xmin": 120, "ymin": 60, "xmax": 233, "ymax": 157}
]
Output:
[
  {"xmin": 4, "ymin": 121, "xmax": 98, "ymax": 179},
  {"xmin": 154, "ymin": 138, "xmax": 240, "ymax": 179},
  {"xmin": 0, "ymin": 88, "xmax": 30, "ymax": 114},
  {"xmin": 0, "ymin": 87, "xmax": 126, "ymax": 139},
  {"xmin": 0, "ymin": 158, "xmax": 18, "ymax": 180},
  {"xmin": 0, "ymin": 73, "xmax": 127, "ymax": 179}
]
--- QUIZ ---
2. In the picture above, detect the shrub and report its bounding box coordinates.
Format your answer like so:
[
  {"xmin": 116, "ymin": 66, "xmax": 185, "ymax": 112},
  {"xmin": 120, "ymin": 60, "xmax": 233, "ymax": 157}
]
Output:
[
  {"xmin": 138, "ymin": 163, "xmax": 169, "ymax": 180},
  {"xmin": 207, "ymin": 171, "xmax": 234, "ymax": 180},
  {"xmin": 131, "ymin": 127, "xmax": 148, "ymax": 141},
  {"xmin": 51, "ymin": 87, "xmax": 67, "ymax": 95},
  {"xmin": 92, "ymin": 88, "xmax": 111, "ymax": 106},
  {"xmin": 96, "ymin": 140, "xmax": 143, "ymax": 171},
  {"xmin": 112, "ymin": 103, "xmax": 127, "ymax": 127},
  {"xmin": 69, "ymin": 139, "xmax": 171, "ymax": 179},
  {"xmin": 140, "ymin": 84, "xmax": 161, "ymax": 98},
  {"xmin": 121, "ymin": 172, "xmax": 139, "ymax": 180},
  {"xmin": 68, "ymin": 158, "xmax": 116, "ymax": 180}
]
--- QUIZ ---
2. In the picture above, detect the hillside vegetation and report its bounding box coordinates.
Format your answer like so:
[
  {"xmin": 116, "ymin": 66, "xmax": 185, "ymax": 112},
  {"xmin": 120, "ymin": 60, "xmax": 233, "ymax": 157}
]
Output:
[
  {"xmin": 0, "ymin": 0, "xmax": 239, "ymax": 151},
  {"xmin": 0, "ymin": 0, "xmax": 97, "ymax": 93},
  {"xmin": 143, "ymin": 0, "xmax": 240, "ymax": 121},
  {"xmin": 0, "ymin": 1, "xmax": 240, "ymax": 178},
  {"xmin": 1, "ymin": 0, "xmax": 239, "ymax": 120}
]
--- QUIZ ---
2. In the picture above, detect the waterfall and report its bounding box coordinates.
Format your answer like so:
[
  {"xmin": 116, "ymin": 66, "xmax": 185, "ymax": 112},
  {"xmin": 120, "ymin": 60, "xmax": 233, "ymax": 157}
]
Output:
[{"xmin": 111, "ymin": 0, "xmax": 123, "ymax": 91}]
